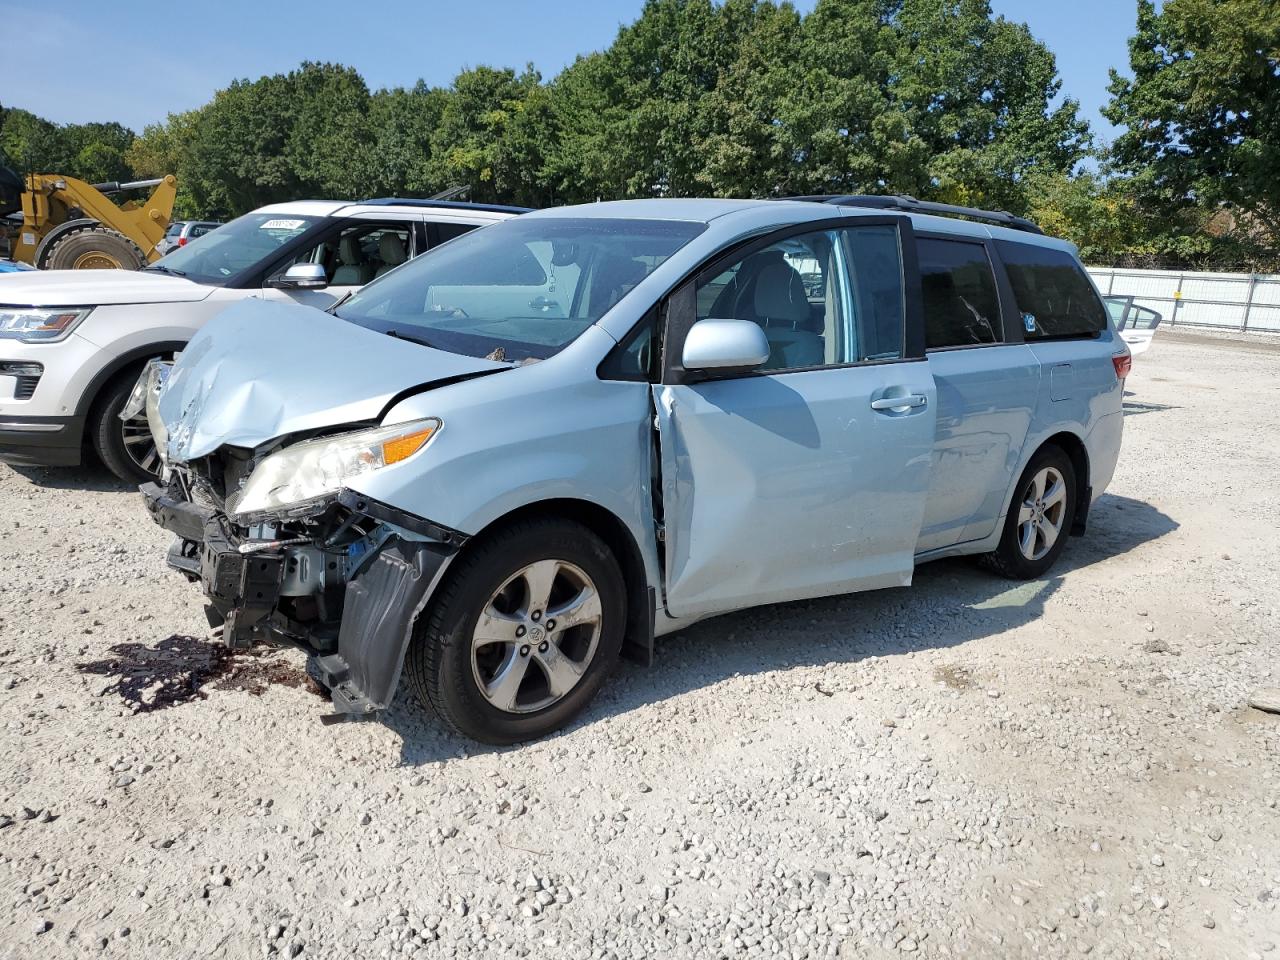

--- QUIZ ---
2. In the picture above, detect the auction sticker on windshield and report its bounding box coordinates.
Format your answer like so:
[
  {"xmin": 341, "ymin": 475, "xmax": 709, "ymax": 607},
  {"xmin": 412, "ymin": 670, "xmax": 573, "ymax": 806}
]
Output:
[{"xmin": 260, "ymin": 219, "xmax": 307, "ymax": 231}]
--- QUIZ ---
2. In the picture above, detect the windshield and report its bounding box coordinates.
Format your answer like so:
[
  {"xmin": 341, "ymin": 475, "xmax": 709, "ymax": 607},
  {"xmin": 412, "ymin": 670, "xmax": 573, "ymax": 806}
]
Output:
[
  {"xmin": 148, "ymin": 212, "xmax": 321, "ymax": 284},
  {"xmin": 334, "ymin": 217, "xmax": 706, "ymax": 361}
]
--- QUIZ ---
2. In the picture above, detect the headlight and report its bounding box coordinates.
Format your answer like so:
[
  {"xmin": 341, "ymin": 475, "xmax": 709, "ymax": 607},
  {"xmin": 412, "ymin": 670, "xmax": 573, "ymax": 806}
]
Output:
[
  {"xmin": 0, "ymin": 307, "xmax": 91, "ymax": 343},
  {"xmin": 230, "ymin": 418, "xmax": 441, "ymax": 518}
]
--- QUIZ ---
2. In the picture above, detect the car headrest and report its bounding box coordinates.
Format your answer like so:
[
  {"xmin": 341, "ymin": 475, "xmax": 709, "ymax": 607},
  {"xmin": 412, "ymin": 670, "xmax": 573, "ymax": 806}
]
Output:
[
  {"xmin": 752, "ymin": 261, "xmax": 810, "ymax": 325},
  {"xmin": 338, "ymin": 235, "xmax": 361, "ymax": 265},
  {"xmin": 379, "ymin": 232, "xmax": 407, "ymax": 267}
]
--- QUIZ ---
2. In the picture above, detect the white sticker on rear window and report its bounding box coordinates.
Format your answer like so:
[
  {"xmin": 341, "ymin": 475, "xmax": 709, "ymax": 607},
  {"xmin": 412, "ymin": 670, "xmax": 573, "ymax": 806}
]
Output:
[{"xmin": 260, "ymin": 219, "xmax": 306, "ymax": 231}]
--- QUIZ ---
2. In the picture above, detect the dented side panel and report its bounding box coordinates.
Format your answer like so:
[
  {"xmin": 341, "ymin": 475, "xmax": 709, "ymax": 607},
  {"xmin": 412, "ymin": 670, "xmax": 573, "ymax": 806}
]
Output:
[{"xmin": 653, "ymin": 361, "xmax": 938, "ymax": 621}]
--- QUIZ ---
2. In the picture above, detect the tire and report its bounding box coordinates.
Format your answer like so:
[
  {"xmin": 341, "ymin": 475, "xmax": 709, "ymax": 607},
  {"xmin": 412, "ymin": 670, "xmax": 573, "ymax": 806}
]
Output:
[
  {"xmin": 406, "ymin": 517, "xmax": 626, "ymax": 744},
  {"xmin": 979, "ymin": 444, "xmax": 1077, "ymax": 580},
  {"xmin": 41, "ymin": 226, "xmax": 146, "ymax": 270},
  {"xmin": 90, "ymin": 370, "xmax": 161, "ymax": 483}
]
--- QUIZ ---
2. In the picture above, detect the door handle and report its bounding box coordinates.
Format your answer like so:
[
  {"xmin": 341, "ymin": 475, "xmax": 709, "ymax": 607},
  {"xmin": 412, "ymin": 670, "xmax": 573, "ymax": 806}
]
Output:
[{"xmin": 871, "ymin": 394, "xmax": 927, "ymax": 411}]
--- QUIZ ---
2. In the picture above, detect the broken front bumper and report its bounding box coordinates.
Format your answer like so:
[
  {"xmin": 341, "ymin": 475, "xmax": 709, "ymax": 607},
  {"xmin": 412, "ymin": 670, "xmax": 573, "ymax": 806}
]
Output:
[{"xmin": 140, "ymin": 482, "xmax": 463, "ymax": 714}]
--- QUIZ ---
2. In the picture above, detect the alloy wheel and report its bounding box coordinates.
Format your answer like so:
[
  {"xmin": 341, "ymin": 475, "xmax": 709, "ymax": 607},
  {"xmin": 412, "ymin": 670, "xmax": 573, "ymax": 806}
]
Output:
[
  {"xmin": 120, "ymin": 410, "xmax": 161, "ymax": 476},
  {"xmin": 470, "ymin": 559, "xmax": 603, "ymax": 714},
  {"xmin": 1016, "ymin": 466, "xmax": 1067, "ymax": 561}
]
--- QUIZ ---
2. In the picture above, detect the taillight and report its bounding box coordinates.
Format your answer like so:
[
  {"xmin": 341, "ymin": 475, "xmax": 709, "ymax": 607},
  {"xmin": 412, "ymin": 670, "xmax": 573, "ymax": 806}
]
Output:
[
  {"xmin": 177, "ymin": 236, "xmax": 187, "ymax": 246},
  {"xmin": 1113, "ymin": 353, "xmax": 1132, "ymax": 379}
]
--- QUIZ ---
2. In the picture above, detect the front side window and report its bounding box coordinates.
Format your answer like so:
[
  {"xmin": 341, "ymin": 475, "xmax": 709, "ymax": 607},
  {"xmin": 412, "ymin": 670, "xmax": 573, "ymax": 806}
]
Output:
[
  {"xmin": 335, "ymin": 217, "xmax": 705, "ymax": 362},
  {"xmin": 693, "ymin": 224, "xmax": 904, "ymax": 371},
  {"xmin": 268, "ymin": 222, "xmax": 414, "ymax": 287},
  {"xmin": 997, "ymin": 240, "xmax": 1106, "ymax": 339},
  {"xmin": 919, "ymin": 238, "xmax": 1002, "ymax": 348},
  {"xmin": 150, "ymin": 212, "xmax": 321, "ymax": 284}
]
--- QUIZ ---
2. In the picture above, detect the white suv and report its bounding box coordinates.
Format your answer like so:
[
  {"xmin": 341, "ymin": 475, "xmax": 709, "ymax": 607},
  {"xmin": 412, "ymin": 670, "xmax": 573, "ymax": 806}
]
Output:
[{"xmin": 0, "ymin": 198, "xmax": 524, "ymax": 481}]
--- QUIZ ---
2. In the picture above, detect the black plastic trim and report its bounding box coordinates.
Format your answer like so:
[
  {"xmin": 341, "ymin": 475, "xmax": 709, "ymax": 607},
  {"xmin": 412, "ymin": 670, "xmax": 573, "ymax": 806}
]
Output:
[
  {"xmin": 336, "ymin": 489, "xmax": 470, "ymax": 547},
  {"xmin": 783, "ymin": 194, "xmax": 1044, "ymax": 235},
  {"xmin": 318, "ymin": 538, "xmax": 457, "ymax": 713},
  {"xmin": 0, "ymin": 414, "xmax": 85, "ymax": 466},
  {"xmin": 140, "ymin": 481, "xmax": 214, "ymax": 541}
]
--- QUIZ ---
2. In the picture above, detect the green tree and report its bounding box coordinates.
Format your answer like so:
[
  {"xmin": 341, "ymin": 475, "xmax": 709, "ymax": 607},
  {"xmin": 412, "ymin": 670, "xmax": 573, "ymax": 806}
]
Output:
[
  {"xmin": 1105, "ymin": 0, "xmax": 1280, "ymax": 234},
  {"xmin": 550, "ymin": 0, "xmax": 767, "ymax": 199},
  {"xmin": 891, "ymin": 0, "xmax": 1091, "ymax": 212},
  {"xmin": 0, "ymin": 108, "xmax": 68, "ymax": 173},
  {"xmin": 428, "ymin": 66, "xmax": 554, "ymax": 206},
  {"xmin": 364, "ymin": 83, "xmax": 450, "ymax": 197}
]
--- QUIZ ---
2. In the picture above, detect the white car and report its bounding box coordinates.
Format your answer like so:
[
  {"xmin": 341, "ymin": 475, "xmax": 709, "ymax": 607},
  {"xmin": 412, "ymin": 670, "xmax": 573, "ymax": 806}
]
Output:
[
  {"xmin": 0, "ymin": 198, "xmax": 525, "ymax": 481},
  {"xmin": 1104, "ymin": 295, "xmax": 1162, "ymax": 357},
  {"xmin": 155, "ymin": 219, "xmax": 222, "ymax": 256}
]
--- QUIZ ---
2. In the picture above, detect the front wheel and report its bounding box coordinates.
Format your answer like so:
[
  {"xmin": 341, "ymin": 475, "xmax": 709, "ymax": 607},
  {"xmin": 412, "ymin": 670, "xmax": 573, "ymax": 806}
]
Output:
[
  {"xmin": 91, "ymin": 371, "xmax": 162, "ymax": 483},
  {"xmin": 406, "ymin": 518, "xmax": 625, "ymax": 744},
  {"xmin": 980, "ymin": 445, "xmax": 1077, "ymax": 580}
]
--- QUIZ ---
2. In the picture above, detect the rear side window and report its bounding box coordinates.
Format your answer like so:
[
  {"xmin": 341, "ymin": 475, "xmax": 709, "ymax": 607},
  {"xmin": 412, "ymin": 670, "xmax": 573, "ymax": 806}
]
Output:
[
  {"xmin": 918, "ymin": 238, "xmax": 1001, "ymax": 348},
  {"xmin": 431, "ymin": 222, "xmax": 478, "ymax": 247},
  {"xmin": 996, "ymin": 240, "xmax": 1106, "ymax": 339}
]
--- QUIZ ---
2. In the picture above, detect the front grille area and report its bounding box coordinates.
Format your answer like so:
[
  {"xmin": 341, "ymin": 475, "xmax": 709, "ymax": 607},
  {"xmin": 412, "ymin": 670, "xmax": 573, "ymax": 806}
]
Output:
[{"xmin": 0, "ymin": 361, "xmax": 42, "ymax": 401}]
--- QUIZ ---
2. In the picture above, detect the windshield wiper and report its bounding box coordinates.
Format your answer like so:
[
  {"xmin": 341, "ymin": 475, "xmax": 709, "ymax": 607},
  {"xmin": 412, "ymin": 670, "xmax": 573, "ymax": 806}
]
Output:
[
  {"xmin": 147, "ymin": 263, "xmax": 187, "ymax": 277},
  {"xmin": 384, "ymin": 329, "xmax": 436, "ymax": 349}
]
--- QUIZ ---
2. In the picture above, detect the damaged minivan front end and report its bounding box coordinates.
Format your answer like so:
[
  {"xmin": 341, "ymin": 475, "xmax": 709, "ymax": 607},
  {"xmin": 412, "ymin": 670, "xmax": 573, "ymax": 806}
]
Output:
[
  {"xmin": 135, "ymin": 299, "xmax": 506, "ymax": 715},
  {"xmin": 141, "ymin": 425, "xmax": 463, "ymax": 715}
]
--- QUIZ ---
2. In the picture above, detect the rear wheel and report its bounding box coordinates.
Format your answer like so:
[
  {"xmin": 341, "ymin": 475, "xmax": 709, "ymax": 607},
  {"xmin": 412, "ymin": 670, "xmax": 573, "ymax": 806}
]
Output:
[
  {"xmin": 406, "ymin": 518, "xmax": 625, "ymax": 744},
  {"xmin": 91, "ymin": 371, "xmax": 161, "ymax": 483},
  {"xmin": 980, "ymin": 444, "xmax": 1077, "ymax": 580},
  {"xmin": 40, "ymin": 226, "xmax": 146, "ymax": 270}
]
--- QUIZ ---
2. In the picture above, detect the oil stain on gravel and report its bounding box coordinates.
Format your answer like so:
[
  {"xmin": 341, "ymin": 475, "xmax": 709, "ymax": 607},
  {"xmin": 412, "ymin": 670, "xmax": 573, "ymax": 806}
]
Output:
[{"xmin": 76, "ymin": 634, "xmax": 323, "ymax": 712}]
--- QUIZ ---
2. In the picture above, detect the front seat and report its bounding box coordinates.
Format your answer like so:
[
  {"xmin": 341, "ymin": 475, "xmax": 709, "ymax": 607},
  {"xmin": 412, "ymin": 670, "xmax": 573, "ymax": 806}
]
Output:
[
  {"xmin": 749, "ymin": 261, "xmax": 824, "ymax": 369},
  {"xmin": 331, "ymin": 235, "xmax": 374, "ymax": 286},
  {"xmin": 375, "ymin": 232, "xmax": 408, "ymax": 277}
]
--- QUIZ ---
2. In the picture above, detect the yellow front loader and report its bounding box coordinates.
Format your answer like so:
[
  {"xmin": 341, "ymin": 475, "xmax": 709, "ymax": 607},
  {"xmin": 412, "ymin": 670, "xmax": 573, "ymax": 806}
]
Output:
[{"xmin": 7, "ymin": 173, "xmax": 177, "ymax": 270}]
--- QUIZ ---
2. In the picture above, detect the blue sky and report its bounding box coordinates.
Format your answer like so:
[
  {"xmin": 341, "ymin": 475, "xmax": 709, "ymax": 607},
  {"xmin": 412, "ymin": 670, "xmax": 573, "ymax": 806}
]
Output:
[{"xmin": 1, "ymin": 0, "xmax": 1138, "ymax": 145}]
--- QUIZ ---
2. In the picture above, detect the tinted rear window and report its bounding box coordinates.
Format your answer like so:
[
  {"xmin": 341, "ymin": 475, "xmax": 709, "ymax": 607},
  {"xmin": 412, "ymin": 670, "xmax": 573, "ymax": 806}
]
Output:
[
  {"xmin": 919, "ymin": 238, "xmax": 1001, "ymax": 348},
  {"xmin": 996, "ymin": 240, "xmax": 1106, "ymax": 339}
]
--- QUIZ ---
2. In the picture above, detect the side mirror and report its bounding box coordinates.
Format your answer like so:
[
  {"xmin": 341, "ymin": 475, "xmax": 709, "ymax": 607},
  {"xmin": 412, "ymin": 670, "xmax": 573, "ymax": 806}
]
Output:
[
  {"xmin": 271, "ymin": 262, "xmax": 328, "ymax": 290},
  {"xmin": 682, "ymin": 319, "xmax": 771, "ymax": 373}
]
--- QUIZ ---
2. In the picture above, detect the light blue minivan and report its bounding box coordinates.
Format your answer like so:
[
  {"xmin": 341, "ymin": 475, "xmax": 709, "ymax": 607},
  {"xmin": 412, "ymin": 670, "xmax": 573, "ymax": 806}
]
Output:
[{"xmin": 139, "ymin": 196, "xmax": 1129, "ymax": 743}]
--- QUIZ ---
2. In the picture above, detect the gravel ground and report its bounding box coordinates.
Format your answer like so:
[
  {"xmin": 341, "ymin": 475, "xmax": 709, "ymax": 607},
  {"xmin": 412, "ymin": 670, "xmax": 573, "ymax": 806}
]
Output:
[{"xmin": 0, "ymin": 331, "xmax": 1276, "ymax": 960}]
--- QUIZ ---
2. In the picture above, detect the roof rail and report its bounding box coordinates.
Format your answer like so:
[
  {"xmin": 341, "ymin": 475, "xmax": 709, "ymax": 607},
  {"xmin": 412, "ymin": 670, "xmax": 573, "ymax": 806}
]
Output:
[
  {"xmin": 358, "ymin": 197, "xmax": 534, "ymax": 215},
  {"xmin": 783, "ymin": 194, "xmax": 1043, "ymax": 235}
]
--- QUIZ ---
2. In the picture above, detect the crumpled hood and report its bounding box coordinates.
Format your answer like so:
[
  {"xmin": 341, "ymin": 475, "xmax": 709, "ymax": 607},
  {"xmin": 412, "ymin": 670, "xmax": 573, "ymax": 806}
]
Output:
[
  {"xmin": 0, "ymin": 267, "xmax": 214, "ymax": 306},
  {"xmin": 158, "ymin": 298, "xmax": 507, "ymax": 462}
]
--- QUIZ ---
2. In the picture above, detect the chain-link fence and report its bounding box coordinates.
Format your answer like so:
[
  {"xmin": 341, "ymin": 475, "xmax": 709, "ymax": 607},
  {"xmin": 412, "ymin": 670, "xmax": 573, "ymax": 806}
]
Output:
[{"xmin": 1087, "ymin": 266, "xmax": 1280, "ymax": 333}]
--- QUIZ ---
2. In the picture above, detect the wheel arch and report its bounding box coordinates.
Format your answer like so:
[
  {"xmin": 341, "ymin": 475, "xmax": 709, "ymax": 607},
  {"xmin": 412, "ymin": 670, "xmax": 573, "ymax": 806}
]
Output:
[
  {"xmin": 446, "ymin": 497, "xmax": 655, "ymax": 667},
  {"xmin": 32, "ymin": 218, "xmax": 99, "ymax": 268},
  {"xmin": 76, "ymin": 341, "xmax": 187, "ymax": 421}
]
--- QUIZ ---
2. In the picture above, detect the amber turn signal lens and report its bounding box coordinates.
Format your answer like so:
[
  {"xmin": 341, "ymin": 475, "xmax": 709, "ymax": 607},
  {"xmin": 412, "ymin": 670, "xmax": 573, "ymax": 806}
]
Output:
[{"xmin": 381, "ymin": 427, "xmax": 436, "ymax": 465}]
